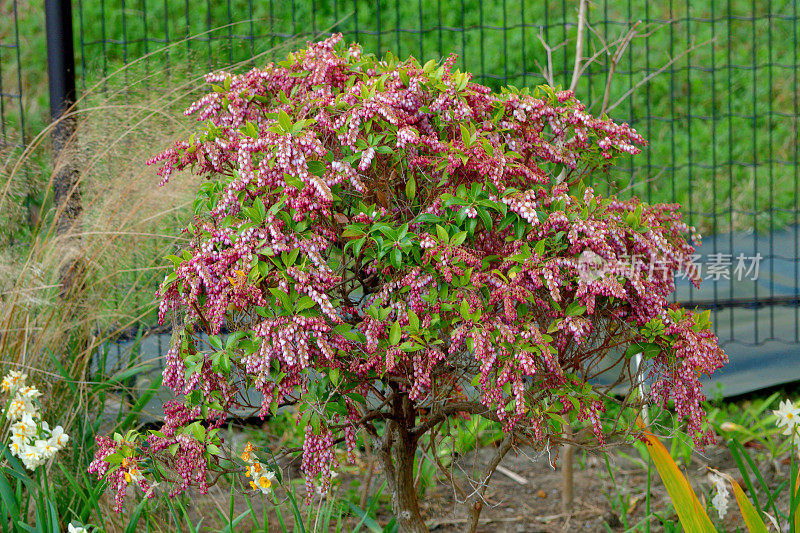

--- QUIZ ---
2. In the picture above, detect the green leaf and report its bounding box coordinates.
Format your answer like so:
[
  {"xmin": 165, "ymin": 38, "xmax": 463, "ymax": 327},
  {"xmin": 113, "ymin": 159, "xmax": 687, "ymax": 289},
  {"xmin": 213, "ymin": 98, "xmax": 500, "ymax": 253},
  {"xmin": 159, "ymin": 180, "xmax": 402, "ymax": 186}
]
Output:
[
  {"xmin": 450, "ymin": 231, "xmax": 467, "ymax": 247},
  {"xmin": 278, "ymin": 109, "xmax": 292, "ymax": 132},
  {"xmin": 269, "ymin": 288, "xmax": 291, "ymax": 310},
  {"xmin": 225, "ymin": 331, "xmax": 247, "ymax": 351},
  {"xmin": 407, "ymin": 309, "xmax": 420, "ymax": 331},
  {"xmin": 565, "ymin": 302, "xmax": 586, "ymax": 316},
  {"xmin": 345, "ymin": 392, "xmax": 367, "ymax": 404},
  {"xmin": 730, "ymin": 478, "xmax": 769, "ymax": 533},
  {"xmin": 243, "ymin": 121, "xmax": 259, "ymax": 139},
  {"xmin": 124, "ymin": 495, "xmax": 149, "ymax": 533},
  {"xmin": 405, "ymin": 175, "xmax": 416, "ymax": 200},
  {"xmin": 208, "ymin": 335, "xmax": 223, "ymax": 350},
  {"xmin": 295, "ymin": 295, "xmax": 316, "ymax": 312},
  {"xmin": 189, "ymin": 422, "xmax": 206, "ymax": 441},
  {"xmin": 284, "ymin": 173, "xmax": 305, "ymax": 191},
  {"xmin": 459, "ymin": 299, "xmax": 470, "ymax": 320},
  {"xmin": 642, "ymin": 427, "xmax": 716, "ymax": 532},
  {"xmin": 460, "ymin": 123, "xmax": 471, "ymax": 148},
  {"xmin": 476, "ymin": 207, "xmax": 492, "ymax": 230},
  {"xmin": 254, "ymin": 198, "xmax": 266, "ymax": 222},
  {"xmin": 307, "ymin": 160, "xmax": 326, "ymax": 176},
  {"xmin": 415, "ymin": 214, "xmax": 442, "ymax": 226},
  {"xmin": 389, "ymin": 321, "xmax": 401, "ymax": 345},
  {"xmin": 342, "ymin": 227, "xmax": 367, "ymax": 238},
  {"xmin": 498, "ymin": 212, "xmax": 516, "ymax": 230},
  {"xmin": 0, "ymin": 466, "xmax": 20, "ymax": 518},
  {"xmin": 435, "ymin": 225, "xmax": 449, "ymax": 242},
  {"xmin": 287, "ymin": 248, "xmax": 300, "ymax": 266},
  {"xmin": 165, "ymin": 254, "xmax": 183, "ymax": 268}
]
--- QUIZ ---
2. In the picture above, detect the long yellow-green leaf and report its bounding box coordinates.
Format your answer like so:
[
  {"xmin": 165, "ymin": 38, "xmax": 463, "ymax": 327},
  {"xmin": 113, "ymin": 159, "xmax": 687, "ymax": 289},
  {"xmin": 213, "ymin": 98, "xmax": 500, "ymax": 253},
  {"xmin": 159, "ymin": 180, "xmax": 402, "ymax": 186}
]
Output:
[
  {"xmin": 640, "ymin": 429, "xmax": 716, "ymax": 532},
  {"xmin": 730, "ymin": 478, "xmax": 769, "ymax": 533},
  {"xmin": 794, "ymin": 472, "xmax": 799, "ymax": 532}
]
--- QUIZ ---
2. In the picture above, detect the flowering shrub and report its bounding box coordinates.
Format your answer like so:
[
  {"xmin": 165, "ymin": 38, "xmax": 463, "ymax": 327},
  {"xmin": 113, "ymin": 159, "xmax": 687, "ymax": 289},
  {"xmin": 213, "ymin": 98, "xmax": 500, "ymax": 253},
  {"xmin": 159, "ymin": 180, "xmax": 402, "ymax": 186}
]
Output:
[
  {"xmin": 1, "ymin": 371, "xmax": 69, "ymax": 471},
  {"xmin": 91, "ymin": 34, "xmax": 726, "ymax": 530}
]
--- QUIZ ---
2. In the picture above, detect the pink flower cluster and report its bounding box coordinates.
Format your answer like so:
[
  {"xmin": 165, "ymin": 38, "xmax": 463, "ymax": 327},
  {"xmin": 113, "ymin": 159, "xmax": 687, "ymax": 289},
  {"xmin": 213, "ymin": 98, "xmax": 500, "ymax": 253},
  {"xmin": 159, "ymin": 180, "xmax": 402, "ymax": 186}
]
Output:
[
  {"xmin": 99, "ymin": 33, "xmax": 731, "ymax": 502},
  {"xmin": 88, "ymin": 436, "xmax": 153, "ymax": 511}
]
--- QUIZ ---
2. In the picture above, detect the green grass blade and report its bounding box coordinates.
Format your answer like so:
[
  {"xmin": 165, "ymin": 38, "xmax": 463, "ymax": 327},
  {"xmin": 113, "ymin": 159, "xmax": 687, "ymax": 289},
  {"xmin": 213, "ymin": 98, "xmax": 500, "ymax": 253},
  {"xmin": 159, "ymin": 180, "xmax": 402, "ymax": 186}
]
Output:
[
  {"xmin": 347, "ymin": 503, "xmax": 383, "ymax": 533},
  {"xmin": 15, "ymin": 521, "xmax": 37, "ymax": 533},
  {"xmin": 273, "ymin": 495, "xmax": 288, "ymax": 532},
  {"xmin": 124, "ymin": 496, "xmax": 149, "ymax": 533},
  {"xmin": 220, "ymin": 510, "xmax": 250, "ymax": 533},
  {"xmin": 728, "ymin": 440, "xmax": 767, "ymax": 518},
  {"xmin": 283, "ymin": 485, "xmax": 307, "ymax": 533},
  {"xmin": 791, "ymin": 450, "xmax": 799, "ymax": 533},
  {"xmin": 243, "ymin": 493, "xmax": 262, "ymax": 530},
  {"xmin": 47, "ymin": 497, "xmax": 59, "ymax": 533},
  {"xmin": 0, "ymin": 468, "xmax": 21, "ymax": 518}
]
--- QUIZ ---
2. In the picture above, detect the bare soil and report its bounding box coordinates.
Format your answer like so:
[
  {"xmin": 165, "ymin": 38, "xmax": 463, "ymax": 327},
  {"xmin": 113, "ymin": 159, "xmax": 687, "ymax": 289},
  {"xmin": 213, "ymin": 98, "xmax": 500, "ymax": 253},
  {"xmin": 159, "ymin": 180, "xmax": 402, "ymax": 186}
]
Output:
[
  {"xmin": 354, "ymin": 440, "xmax": 787, "ymax": 532},
  {"xmin": 113, "ymin": 433, "xmax": 791, "ymax": 532}
]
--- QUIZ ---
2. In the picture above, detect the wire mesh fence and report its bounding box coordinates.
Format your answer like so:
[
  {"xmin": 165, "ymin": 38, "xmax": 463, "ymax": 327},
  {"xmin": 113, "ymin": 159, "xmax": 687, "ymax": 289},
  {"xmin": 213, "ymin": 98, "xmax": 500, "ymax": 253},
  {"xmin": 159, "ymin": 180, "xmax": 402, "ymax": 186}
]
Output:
[
  {"xmin": 2, "ymin": 0, "xmax": 799, "ymax": 391},
  {"xmin": 0, "ymin": 0, "xmax": 26, "ymax": 150}
]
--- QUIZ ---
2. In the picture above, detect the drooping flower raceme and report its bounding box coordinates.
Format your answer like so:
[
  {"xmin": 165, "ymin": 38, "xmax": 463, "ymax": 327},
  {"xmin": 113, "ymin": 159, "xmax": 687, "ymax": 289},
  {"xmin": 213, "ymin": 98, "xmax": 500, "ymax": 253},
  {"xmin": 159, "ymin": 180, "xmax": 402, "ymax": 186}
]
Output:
[
  {"xmin": 90, "ymin": 34, "xmax": 727, "ymax": 511},
  {"xmin": 1, "ymin": 371, "xmax": 69, "ymax": 471},
  {"xmin": 87, "ymin": 432, "xmax": 156, "ymax": 512}
]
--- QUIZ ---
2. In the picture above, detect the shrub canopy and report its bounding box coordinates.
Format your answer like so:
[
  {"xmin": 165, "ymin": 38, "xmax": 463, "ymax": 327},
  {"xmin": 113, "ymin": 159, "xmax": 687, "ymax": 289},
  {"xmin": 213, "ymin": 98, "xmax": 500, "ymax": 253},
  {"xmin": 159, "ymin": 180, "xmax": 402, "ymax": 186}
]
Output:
[{"xmin": 93, "ymin": 34, "xmax": 726, "ymax": 510}]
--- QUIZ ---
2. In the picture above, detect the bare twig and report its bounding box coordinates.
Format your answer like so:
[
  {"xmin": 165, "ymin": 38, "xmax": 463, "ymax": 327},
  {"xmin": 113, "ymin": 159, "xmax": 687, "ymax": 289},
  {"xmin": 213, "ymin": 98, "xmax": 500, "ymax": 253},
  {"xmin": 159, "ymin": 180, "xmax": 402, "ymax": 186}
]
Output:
[
  {"xmin": 561, "ymin": 424, "xmax": 574, "ymax": 513},
  {"xmin": 495, "ymin": 465, "xmax": 528, "ymax": 485},
  {"xmin": 535, "ymin": 30, "xmax": 564, "ymax": 86},
  {"xmin": 569, "ymin": 0, "xmax": 588, "ymax": 92},
  {"xmin": 466, "ymin": 434, "xmax": 515, "ymax": 533},
  {"xmin": 601, "ymin": 21, "xmax": 641, "ymax": 114},
  {"xmin": 605, "ymin": 36, "xmax": 716, "ymax": 113}
]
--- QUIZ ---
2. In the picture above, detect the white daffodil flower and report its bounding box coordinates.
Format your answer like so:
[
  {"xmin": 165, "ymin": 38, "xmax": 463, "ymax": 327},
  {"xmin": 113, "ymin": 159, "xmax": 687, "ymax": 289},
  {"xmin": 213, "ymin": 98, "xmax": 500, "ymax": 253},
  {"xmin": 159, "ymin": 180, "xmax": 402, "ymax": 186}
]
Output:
[
  {"xmin": 1, "ymin": 371, "xmax": 26, "ymax": 393},
  {"xmin": 17, "ymin": 386, "xmax": 41, "ymax": 400},
  {"xmin": 774, "ymin": 399, "xmax": 799, "ymax": 436},
  {"xmin": 6, "ymin": 396, "xmax": 28, "ymax": 420},
  {"xmin": 49, "ymin": 425, "xmax": 69, "ymax": 448},
  {"xmin": 253, "ymin": 470, "xmax": 276, "ymax": 495},
  {"xmin": 35, "ymin": 438, "xmax": 59, "ymax": 459},
  {"xmin": 2, "ymin": 375, "xmax": 68, "ymax": 470},
  {"xmin": 246, "ymin": 461, "xmax": 276, "ymax": 494},
  {"xmin": 8, "ymin": 440, "xmax": 23, "ymax": 456},
  {"xmin": 10, "ymin": 418, "xmax": 36, "ymax": 439},
  {"xmin": 20, "ymin": 447, "xmax": 43, "ymax": 471}
]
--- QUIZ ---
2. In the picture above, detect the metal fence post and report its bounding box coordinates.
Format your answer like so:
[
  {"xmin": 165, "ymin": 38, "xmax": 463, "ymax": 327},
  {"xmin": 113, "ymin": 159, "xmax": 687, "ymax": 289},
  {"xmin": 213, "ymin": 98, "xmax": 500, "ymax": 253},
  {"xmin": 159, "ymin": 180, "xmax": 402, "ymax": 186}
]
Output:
[
  {"xmin": 45, "ymin": 0, "xmax": 80, "ymax": 230},
  {"xmin": 45, "ymin": 0, "xmax": 83, "ymax": 297}
]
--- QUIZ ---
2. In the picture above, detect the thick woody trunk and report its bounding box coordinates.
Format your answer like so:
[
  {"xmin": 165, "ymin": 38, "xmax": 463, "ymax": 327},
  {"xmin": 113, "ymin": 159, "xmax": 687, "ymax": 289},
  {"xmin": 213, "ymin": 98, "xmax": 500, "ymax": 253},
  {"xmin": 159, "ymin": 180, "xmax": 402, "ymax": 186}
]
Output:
[
  {"xmin": 391, "ymin": 431, "xmax": 427, "ymax": 533},
  {"xmin": 377, "ymin": 390, "xmax": 428, "ymax": 533}
]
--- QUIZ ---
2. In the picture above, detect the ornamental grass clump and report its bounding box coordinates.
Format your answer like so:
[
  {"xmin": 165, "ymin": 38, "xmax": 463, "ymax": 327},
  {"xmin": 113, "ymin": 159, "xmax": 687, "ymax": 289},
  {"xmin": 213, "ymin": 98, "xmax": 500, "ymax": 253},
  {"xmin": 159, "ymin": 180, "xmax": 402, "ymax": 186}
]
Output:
[{"xmin": 91, "ymin": 34, "xmax": 727, "ymax": 531}]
